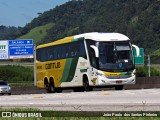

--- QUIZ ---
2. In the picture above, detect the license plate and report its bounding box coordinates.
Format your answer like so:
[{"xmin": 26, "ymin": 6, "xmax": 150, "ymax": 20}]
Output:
[{"xmin": 116, "ymin": 80, "xmax": 122, "ymax": 84}]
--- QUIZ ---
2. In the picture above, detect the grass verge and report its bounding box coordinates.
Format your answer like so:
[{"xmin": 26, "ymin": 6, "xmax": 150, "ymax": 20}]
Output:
[{"xmin": 0, "ymin": 108, "xmax": 160, "ymax": 119}]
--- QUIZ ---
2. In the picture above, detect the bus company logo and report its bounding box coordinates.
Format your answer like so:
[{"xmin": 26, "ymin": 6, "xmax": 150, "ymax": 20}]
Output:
[
  {"xmin": 119, "ymin": 63, "xmax": 123, "ymax": 68},
  {"xmin": 2, "ymin": 112, "xmax": 12, "ymax": 117},
  {"xmin": 91, "ymin": 78, "xmax": 97, "ymax": 85},
  {"xmin": 45, "ymin": 62, "xmax": 61, "ymax": 69}
]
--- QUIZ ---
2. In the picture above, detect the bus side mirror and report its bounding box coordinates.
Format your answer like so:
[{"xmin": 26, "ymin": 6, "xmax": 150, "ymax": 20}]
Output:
[
  {"xmin": 90, "ymin": 45, "xmax": 99, "ymax": 58},
  {"xmin": 132, "ymin": 44, "xmax": 140, "ymax": 57}
]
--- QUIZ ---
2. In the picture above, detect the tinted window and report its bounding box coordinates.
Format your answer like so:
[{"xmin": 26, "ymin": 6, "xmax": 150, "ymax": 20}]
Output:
[
  {"xmin": 36, "ymin": 40, "xmax": 87, "ymax": 62},
  {"xmin": 0, "ymin": 81, "xmax": 7, "ymax": 85},
  {"xmin": 86, "ymin": 40, "xmax": 96, "ymax": 67}
]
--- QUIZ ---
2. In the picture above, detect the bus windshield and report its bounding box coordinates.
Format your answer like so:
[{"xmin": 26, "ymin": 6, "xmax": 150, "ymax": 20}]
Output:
[{"xmin": 98, "ymin": 41, "xmax": 134, "ymax": 72}]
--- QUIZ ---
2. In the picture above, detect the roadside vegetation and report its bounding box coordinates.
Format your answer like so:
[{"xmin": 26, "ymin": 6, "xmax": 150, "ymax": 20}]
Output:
[
  {"xmin": 0, "ymin": 108, "xmax": 160, "ymax": 120},
  {"xmin": 136, "ymin": 66, "xmax": 160, "ymax": 77},
  {"xmin": 0, "ymin": 0, "xmax": 160, "ymax": 55},
  {"xmin": 0, "ymin": 64, "xmax": 159, "ymax": 87},
  {"xmin": 0, "ymin": 117, "xmax": 159, "ymax": 120},
  {"xmin": 0, "ymin": 65, "xmax": 34, "ymax": 87}
]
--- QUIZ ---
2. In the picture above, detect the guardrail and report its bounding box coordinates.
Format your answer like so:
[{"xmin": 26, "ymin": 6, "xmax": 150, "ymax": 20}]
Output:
[
  {"xmin": 125, "ymin": 76, "xmax": 160, "ymax": 89},
  {"xmin": 9, "ymin": 81, "xmax": 34, "ymax": 87},
  {"xmin": 0, "ymin": 62, "xmax": 34, "ymax": 66}
]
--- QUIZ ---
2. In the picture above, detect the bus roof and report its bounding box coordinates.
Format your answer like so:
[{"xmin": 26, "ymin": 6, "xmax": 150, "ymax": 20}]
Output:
[
  {"xmin": 37, "ymin": 32, "xmax": 130, "ymax": 49},
  {"xmin": 74, "ymin": 32, "xmax": 130, "ymax": 41}
]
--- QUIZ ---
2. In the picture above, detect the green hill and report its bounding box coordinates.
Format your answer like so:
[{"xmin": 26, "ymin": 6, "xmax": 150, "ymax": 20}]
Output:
[
  {"xmin": 18, "ymin": 23, "xmax": 54, "ymax": 44},
  {"xmin": 2, "ymin": 0, "xmax": 158, "ymax": 55}
]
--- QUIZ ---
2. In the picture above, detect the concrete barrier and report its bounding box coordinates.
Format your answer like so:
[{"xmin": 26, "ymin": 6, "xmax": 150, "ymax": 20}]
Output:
[
  {"xmin": 11, "ymin": 77, "xmax": 160, "ymax": 95},
  {"xmin": 125, "ymin": 76, "xmax": 160, "ymax": 89}
]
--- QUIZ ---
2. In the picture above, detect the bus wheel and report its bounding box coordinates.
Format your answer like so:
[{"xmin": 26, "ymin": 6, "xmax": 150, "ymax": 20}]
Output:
[
  {"xmin": 44, "ymin": 81, "xmax": 51, "ymax": 93},
  {"xmin": 115, "ymin": 85, "xmax": 123, "ymax": 90},
  {"xmin": 49, "ymin": 81, "xmax": 56, "ymax": 93},
  {"xmin": 46, "ymin": 83, "xmax": 51, "ymax": 93},
  {"xmin": 83, "ymin": 76, "xmax": 93, "ymax": 91}
]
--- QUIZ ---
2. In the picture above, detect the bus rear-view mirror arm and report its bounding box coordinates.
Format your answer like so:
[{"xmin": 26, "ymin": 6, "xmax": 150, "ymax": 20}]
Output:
[
  {"xmin": 90, "ymin": 45, "xmax": 99, "ymax": 58},
  {"xmin": 132, "ymin": 44, "xmax": 140, "ymax": 57}
]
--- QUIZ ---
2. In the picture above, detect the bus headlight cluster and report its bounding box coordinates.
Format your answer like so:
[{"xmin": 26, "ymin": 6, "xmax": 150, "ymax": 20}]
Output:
[
  {"xmin": 132, "ymin": 69, "xmax": 136, "ymax": 76},
  {"xmin": 97, "ymin": 72, "xmax": 108, "ymax": 78}
]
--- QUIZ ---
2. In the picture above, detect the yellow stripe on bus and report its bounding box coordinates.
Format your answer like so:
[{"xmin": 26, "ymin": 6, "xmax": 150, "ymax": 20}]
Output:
[
  {"xmin": 37, "ymin": 36, "xmax": 74, "ymax": 49},
  {"xmin": 103, "ymin": 71, "xmax": 121, "ymax": 76}
]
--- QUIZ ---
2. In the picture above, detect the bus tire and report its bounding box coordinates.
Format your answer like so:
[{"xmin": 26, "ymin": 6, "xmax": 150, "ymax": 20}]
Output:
[
  {"xmin": 83, "ymin": 76, "xmax": 93, "ymax": 91},
  {"xmin": 115, "ymin": 85, "xmax": 123, "ymax": 90},
  {"xmin": 49, "ymin": 80, "xmax": 56, "ymax": 93},
  {"xmin": 44, "ymin": 79, "xmax": 51, "ymax": 93}
]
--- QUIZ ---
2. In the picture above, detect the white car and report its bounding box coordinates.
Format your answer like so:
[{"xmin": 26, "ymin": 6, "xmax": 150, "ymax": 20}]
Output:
[{"xmin": 0, "ymin": 80, "xmax": 11, "ymax": 95}]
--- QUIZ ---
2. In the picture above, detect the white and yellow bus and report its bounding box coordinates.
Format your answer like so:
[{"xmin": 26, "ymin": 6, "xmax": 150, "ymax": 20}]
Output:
[{"xmin": 36, "ymin": 32, "xmax": 139, "ymax": 93}]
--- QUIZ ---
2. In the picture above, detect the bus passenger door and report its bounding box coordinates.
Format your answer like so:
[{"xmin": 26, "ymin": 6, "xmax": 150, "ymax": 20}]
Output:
[{"xmin": 88, "ymin": 46, "xmax": 99, "ymax": 85}]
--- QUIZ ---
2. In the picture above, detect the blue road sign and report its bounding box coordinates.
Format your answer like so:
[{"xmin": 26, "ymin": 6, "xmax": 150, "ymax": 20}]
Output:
[{"xmin": 9, "ymin": 40, "xmax": 34, "ymax": 59}]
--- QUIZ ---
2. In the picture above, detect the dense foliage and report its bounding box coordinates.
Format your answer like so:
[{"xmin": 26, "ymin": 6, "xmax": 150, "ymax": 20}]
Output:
[
  {"xmin": 0, "ymin": 0, "xmax": 160, "ymax": 54},
  {"xmin": 0, "ymin": 65, "xmax": 34, "ymax": 82},
  {"xmin": 22, "ymin": 0, "xmax": 160, "ymax": 54},
  {"xmin": 0, "ymin": 25, "xmax": 22, "ymax": 40},
  {"xmin": 136, "ymin": 66, "xmax": 160, "ymax": 77}
]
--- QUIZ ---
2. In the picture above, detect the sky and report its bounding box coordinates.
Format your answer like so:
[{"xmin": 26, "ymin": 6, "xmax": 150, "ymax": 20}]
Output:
[{"xmin": 0, "ymin": 0, "xmax": 69, "ymax": 27}]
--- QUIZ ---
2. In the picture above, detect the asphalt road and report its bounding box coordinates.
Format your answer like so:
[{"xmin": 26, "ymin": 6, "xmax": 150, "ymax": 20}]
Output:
[{"xmin": 0, "ymin": 88, "xmax": 160, "ymax": 111}]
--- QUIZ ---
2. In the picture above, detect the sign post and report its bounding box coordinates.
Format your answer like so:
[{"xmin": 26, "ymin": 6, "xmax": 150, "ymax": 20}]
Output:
[{"xmin": 34, "ymin": 44, "xmax": 36, "ymax": 86}]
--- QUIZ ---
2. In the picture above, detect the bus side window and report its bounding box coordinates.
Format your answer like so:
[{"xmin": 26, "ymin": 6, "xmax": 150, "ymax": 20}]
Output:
[
  {"xmin": 57, "ymin": 47, "xmax": 61, "ymax": 59},
  {"xmin": 49, "ymin": 47, "xmax": 54, "ymax": 60},
  {"xmin": 65, "ymin": 45, "xmax": 69, "ymax": 58},
  {"xmin": 70, "ymin": 42, "xmax": 79, "ymax": 58},
  {"xmin": 74, "ymin": 43, "xmax": 79, "ymax": 57},
  {"xmin": 61, "ymin": 44, "xmax": 66, "ymax": 59},
  {"xmin": 54, "ymin": 47, "xmax": 57, "ymax": 60},
  {"xmin": 41, "ymin": 49, "xmax": 47, "ymax": 62},
  {"xmin": 79, "ymin": 41, "xmax": 87, "ymax": 59},
  {"xmin": 90, "ymin": 48, "xmax": 98, "ymax": 68},
  {"xmin": 36, "ymin": 49, "xmax": 41, "ymax": 61}
]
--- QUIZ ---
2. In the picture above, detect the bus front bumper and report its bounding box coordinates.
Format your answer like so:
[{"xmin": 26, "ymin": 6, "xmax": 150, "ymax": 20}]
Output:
[{"xmin": 97, "ymin": 75, "xmax": 136, "ymax": 86}]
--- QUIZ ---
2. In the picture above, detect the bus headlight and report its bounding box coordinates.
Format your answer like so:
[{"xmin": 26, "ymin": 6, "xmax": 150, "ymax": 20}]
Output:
[
  {"xmin": 129, "ymin": 69, "xmax": 136, "ymax": 77},
  {"xmin": 132, "ymin": 69, "xmax": 136, "ymax": 76},
  {"xmin": 97, "ymin": 72, "xmax": 108, "ymax": 78}
]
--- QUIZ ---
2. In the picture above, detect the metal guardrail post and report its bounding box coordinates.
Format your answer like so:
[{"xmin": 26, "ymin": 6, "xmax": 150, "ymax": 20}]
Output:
[{"xmin": 148, "ymin": 55, "xmax": 150, "ymax": 77}]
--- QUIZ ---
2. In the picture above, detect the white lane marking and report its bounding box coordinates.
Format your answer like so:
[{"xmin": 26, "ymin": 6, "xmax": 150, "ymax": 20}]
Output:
[{"xmin": 102, "ymin": 89, "xmax": 160, "ymax": 96}]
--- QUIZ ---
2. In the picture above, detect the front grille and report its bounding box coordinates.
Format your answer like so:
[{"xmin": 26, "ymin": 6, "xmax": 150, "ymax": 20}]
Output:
[
  {"xmin": 107, "ymin": 75, "xmax": 130, "ymax": 79},
  {"xmin": 1, "ymin": 88, "xmax": 7, "ymax": 90}
]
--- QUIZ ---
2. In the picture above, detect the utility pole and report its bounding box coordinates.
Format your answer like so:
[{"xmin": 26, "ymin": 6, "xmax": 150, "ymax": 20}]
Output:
[
  {"xmin": 34, "ymin": 44, "xmax": 36, "ymax": 86},
  {"xmin": 148, "ymin": 55, "xmax": 150, "ymax": 77}
]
